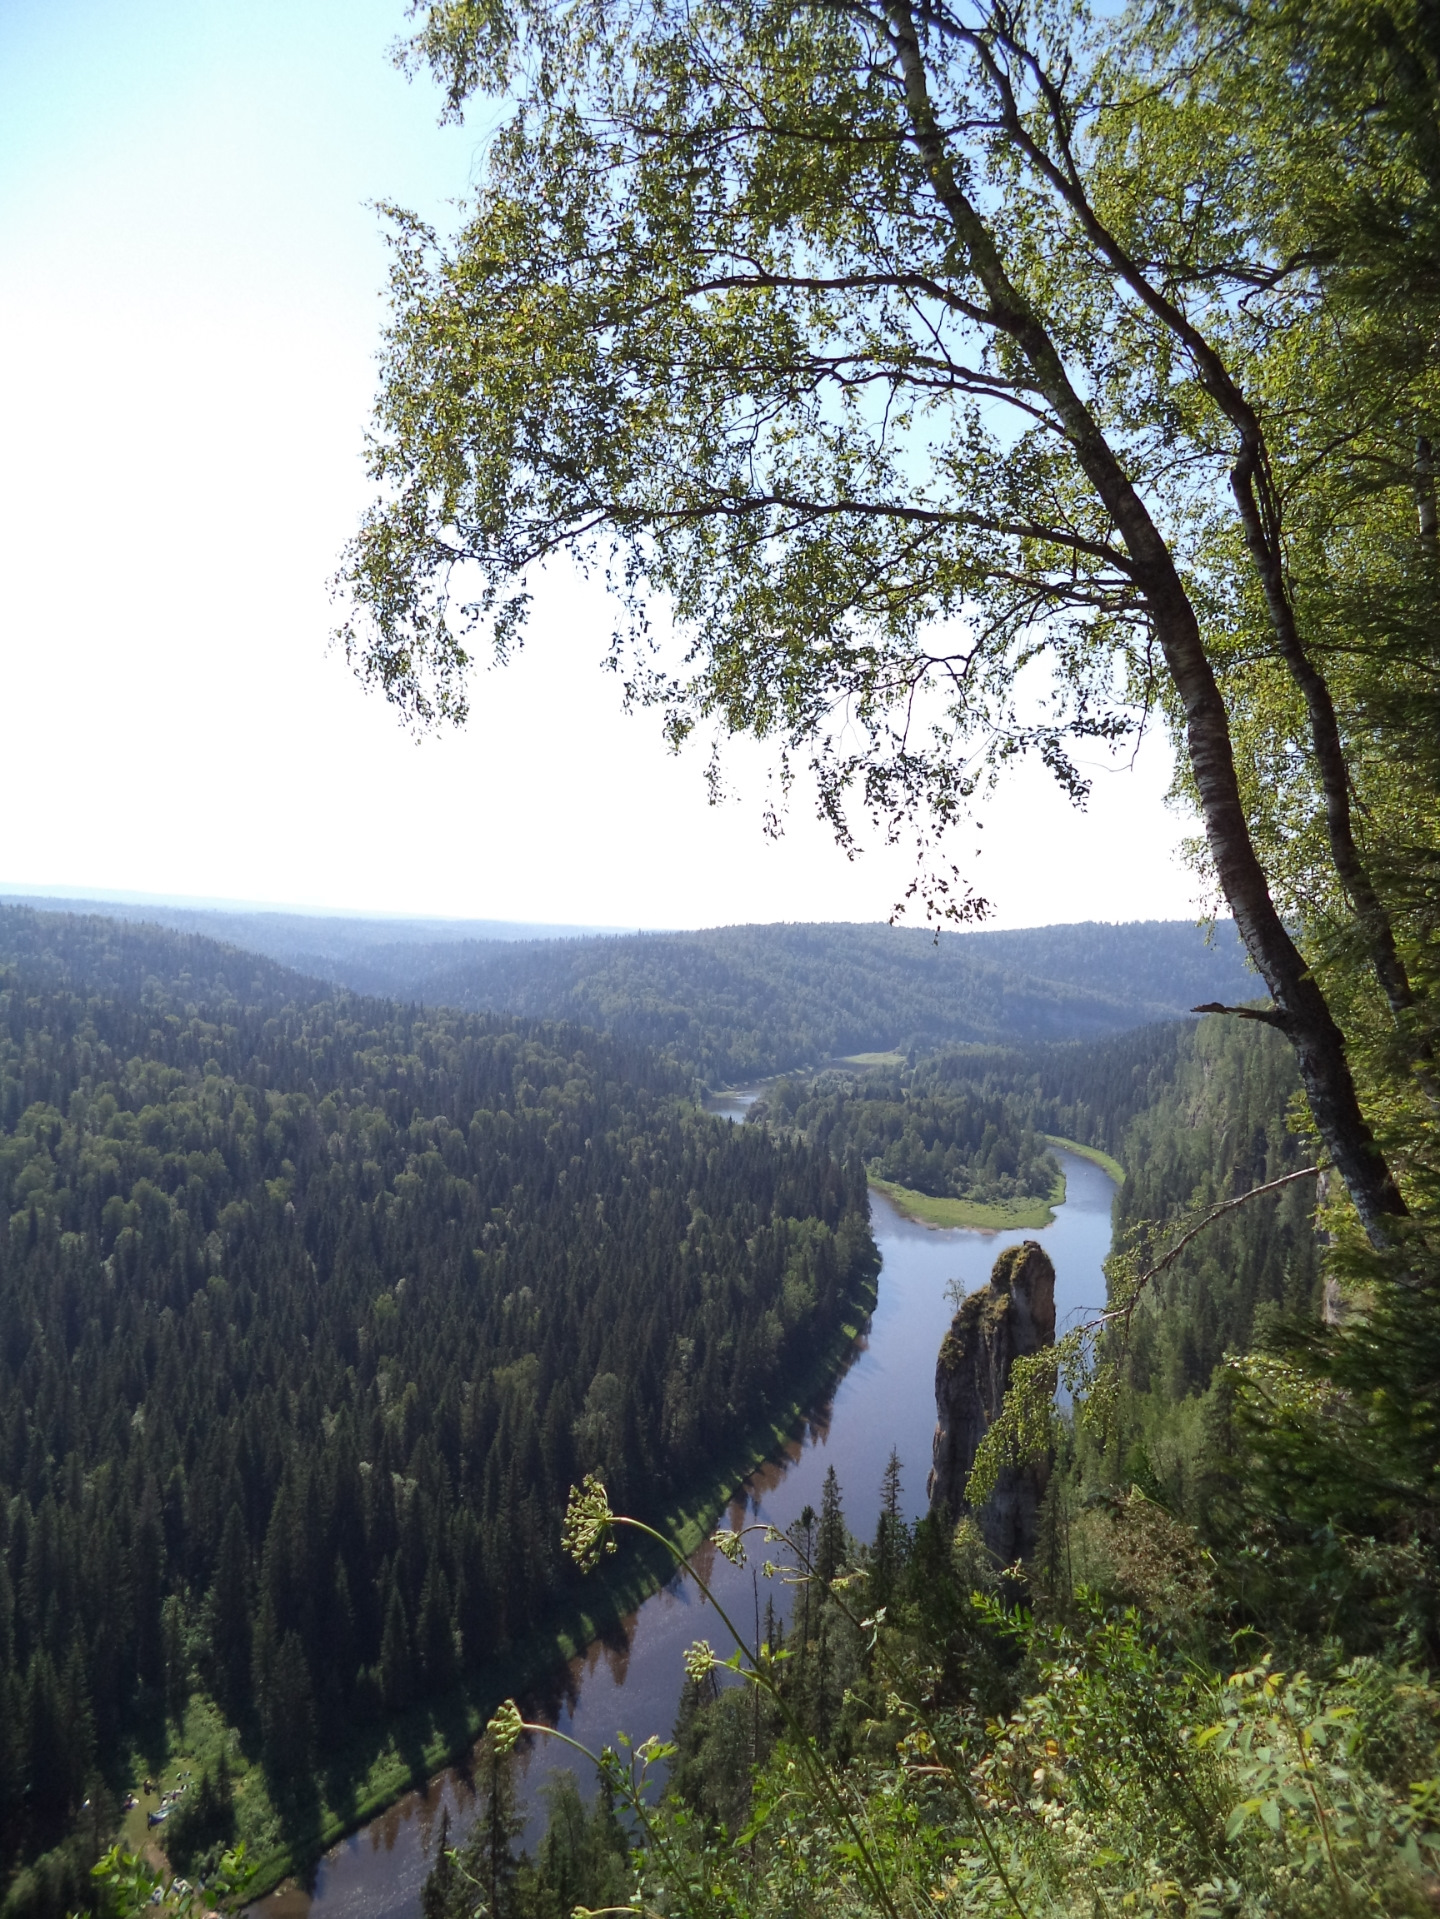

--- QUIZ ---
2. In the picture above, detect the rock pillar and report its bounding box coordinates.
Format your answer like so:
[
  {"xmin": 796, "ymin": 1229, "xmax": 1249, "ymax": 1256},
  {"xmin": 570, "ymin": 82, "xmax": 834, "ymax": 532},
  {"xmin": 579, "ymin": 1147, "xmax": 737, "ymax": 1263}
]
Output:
[{"xmin": 927, "ymin": 1240, "xmax": 1056, "ymax": 1564}]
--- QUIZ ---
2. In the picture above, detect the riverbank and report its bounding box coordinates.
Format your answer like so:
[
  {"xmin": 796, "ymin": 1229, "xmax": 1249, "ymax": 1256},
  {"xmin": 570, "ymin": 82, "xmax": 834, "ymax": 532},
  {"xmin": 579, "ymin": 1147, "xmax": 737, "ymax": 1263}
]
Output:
[
  {"xmin": 867, "ymin": 1163, "xmax": 1067, "ymax": 1231},
  {"xmin": 1043, "ymin": 1134, "xmax": 1125, "ymax": 1184},
  {"xmin": 229, "ymin": 1263, "xmax": 880, "ymax": 1904}
]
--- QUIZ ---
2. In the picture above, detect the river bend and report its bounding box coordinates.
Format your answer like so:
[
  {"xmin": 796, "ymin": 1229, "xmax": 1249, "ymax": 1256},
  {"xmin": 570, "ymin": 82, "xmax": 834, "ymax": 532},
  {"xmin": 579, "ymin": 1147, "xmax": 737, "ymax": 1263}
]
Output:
[{"xmin": 261, "ymin": 1149, "xmax": 1115, "ymax": 1918}]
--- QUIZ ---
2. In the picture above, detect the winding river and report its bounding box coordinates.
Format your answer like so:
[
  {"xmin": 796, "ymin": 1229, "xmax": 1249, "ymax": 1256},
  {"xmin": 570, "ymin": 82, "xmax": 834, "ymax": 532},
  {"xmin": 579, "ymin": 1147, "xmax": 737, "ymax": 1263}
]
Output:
[{"xmin": 259, "ymin": 1143, "xmax": 1116, "ymax": 1919}]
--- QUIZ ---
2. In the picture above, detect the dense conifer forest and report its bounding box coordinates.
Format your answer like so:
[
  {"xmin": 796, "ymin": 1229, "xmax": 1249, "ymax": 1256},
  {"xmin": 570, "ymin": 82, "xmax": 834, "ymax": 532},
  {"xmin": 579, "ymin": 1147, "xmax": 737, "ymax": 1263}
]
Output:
[
  {"xmin": 1105, "ymin": 1020, "xmax": 1320, "ymax": 1405},
  {"xmin": 0, "ymin": 909, "xmax": 877, "ymax": 1910}
]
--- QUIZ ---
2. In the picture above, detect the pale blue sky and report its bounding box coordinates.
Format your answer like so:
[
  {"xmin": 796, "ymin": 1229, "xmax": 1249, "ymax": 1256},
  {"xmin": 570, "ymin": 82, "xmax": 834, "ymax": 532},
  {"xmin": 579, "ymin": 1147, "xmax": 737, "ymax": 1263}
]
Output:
[{"xmin": 0, "ymin": 1, "xmax": 1198, "ymax": 929}]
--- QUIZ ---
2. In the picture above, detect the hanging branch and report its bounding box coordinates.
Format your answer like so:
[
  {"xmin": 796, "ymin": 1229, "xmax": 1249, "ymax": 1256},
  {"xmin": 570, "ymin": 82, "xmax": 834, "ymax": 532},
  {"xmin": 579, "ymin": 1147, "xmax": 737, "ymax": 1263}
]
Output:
[{"xmin": 1103, "ymin": 1165, "xmax": 1323, "ymax": 1332}]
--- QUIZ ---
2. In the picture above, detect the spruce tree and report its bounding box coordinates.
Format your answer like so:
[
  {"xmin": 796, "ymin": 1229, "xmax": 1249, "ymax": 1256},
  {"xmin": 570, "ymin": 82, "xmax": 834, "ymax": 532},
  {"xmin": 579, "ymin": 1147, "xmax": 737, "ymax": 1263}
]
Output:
[
  {"xmin": 870, "ymin": 1451, "xmax": 907, "ymax": 1611},
  {"xmin": 420, "ymin": 1806, "xmax": 457, "ymax": 1919},
  {"xmin": 815, "ymin": 1468, "xmax": 846, "ymax": 1587},
  {"xmin": 417, "ymin": 1560, "xmax": 456, "ymax": 1694},
  {"xmin": 457, "ymin": 1737, "xmax": 523, "ymax": 1919},
  {"xmin": 380, "ymin": 1582, "xmax": 412, "ymax": 1714},
  {"xmin": 131, "ymin": 1476, "xmax": 166, "ymax": 1695},
  {"xmin": 250, "ymin": 1586, "xmax": 279, "ymax": 1736},
  {"xmin": 23, "ymin": 1648, "xmax": 69, "ymax": 1829},
  {"xmin": 161, "ymin": 1593, "xmax": 188, "ymax": 1728},
  {"xmin": 265, "ymin": 1632, "xmax": 315, "ymax": 1778}
]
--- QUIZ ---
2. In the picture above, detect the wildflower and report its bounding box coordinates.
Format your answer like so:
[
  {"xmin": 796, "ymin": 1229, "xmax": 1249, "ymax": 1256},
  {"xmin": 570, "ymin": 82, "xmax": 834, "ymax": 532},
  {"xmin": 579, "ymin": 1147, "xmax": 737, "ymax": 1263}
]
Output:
[
  {"xmin": 563, "ymin": 1475, "xmax": 616, "ymax": 1571},
  {"xmin": 486, "ymin": 1699, "xmax": 524, "ymax": 1756},
  {"xmin": 683, "ymin": 1640, "xmax": 717, "ymax": 1682}
]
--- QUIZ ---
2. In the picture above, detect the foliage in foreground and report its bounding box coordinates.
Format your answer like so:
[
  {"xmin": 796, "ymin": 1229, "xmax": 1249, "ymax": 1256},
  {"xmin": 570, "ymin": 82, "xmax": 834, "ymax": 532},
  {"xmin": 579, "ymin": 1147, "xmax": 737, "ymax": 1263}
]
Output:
[
  {"xmin": 418, "ymin": 1446, "xmax": 1440, "ymax": 1919},
  {"xmin": 79, "ymin": 1843, "xmax": 252, "ymax": 1919}
]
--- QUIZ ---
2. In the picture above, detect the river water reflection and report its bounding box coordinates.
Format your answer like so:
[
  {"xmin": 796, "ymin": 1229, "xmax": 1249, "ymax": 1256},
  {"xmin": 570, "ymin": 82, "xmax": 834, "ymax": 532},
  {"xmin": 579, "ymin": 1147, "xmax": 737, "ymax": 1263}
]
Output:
[{"xmin": 256, "ymin": 1149, "xmax": 1115, "ymax": 1919}]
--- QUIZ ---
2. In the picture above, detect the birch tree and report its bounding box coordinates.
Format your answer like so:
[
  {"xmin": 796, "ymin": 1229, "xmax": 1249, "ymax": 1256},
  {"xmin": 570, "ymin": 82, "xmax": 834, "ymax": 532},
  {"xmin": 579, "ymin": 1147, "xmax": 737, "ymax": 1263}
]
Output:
[{"xmin": 337, "ymin": 0, "xmax": 1440, "ymax": 1245}]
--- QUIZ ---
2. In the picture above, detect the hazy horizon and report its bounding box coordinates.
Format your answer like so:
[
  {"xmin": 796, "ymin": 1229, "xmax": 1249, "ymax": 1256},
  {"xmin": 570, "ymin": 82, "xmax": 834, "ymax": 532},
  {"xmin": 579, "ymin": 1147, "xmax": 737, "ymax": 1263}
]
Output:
[{"xmin": 0, "ymin": 882, "xmax": 1227, "ymax": 940}]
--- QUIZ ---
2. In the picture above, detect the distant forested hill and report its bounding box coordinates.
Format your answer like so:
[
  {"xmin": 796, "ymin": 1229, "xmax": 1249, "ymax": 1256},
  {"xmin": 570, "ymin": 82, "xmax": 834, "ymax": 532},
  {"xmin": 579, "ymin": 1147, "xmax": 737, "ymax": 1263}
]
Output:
[
  {"xmin": 0, "ymin": 909, "xmax": 875, "ymax": 1900},
  {"xmin": 0, "ymin": 897, "xmax": 608, "ymax": 977},
  {"xmin": 0, "ymin": 903, "xmax": 327, "ymax": 1014},
  {"xmin": 303, "ymin": 919, "xmax": 1255, "ymax": 1082},
  {"xmin": 0, "ymin": 906, "xmax": 1256, "ymax": 1083}
]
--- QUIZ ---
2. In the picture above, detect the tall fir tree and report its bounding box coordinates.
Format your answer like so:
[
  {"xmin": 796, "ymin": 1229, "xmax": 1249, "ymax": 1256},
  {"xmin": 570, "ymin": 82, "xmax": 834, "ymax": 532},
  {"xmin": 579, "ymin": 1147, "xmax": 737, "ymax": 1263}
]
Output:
[
  {"xmin": 815, "ymin": 1467, "xmax": 847, "ymax": 1588},
  {"xmin": 870, "ymin": 1451, "xmax": 907, "ymax": 1611}
]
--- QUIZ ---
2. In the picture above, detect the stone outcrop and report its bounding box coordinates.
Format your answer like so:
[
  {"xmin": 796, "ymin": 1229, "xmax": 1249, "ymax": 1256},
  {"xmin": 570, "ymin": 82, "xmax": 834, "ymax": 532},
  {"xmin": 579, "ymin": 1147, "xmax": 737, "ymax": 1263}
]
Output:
[{"xmin": 927, "ymin": 1240, "xmax": 1056, "ymax": 1565}]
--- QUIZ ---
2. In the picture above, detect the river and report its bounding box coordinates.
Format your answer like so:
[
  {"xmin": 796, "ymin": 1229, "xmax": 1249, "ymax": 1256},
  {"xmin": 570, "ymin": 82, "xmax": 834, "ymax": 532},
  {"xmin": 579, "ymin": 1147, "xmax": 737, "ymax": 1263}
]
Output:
[{"xmin": 257, "ymin": 1146, "xmax": 1115, "ymax": 1918}]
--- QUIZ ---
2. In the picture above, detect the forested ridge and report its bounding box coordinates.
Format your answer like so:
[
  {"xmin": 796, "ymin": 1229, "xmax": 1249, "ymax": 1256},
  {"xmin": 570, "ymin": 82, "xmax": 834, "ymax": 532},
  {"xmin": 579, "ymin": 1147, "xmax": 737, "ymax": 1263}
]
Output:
[
  {"xmin": 332, "ymin": 920, "xmax": 1254, "ymax": 1082},
  {"xmin": 0, "ymin": 909, "xmax": 877, "ymax": 1908},
  {"xmin": 0, "ymin": 901, "xmax": 606, "ymax": 965},
  {"xmin": 1107, "ymin": 1021, "xmax": 1320, "ymax": 1405},
  {"xmin": 11, "ymin": 907, "xmax": 1256, "ymax": 1084}
]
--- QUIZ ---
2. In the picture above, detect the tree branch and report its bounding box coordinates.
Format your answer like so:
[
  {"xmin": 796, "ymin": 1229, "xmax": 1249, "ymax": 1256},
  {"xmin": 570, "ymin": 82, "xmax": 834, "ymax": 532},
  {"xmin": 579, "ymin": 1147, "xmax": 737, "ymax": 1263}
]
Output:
[
  {"xmin": 1190, "ymin": 999, "xmax": 1288, "ymax": 1027},
  {"xmin": 1105, "ymin": 1165, "xmax": 1323, "ymax": 1328}
]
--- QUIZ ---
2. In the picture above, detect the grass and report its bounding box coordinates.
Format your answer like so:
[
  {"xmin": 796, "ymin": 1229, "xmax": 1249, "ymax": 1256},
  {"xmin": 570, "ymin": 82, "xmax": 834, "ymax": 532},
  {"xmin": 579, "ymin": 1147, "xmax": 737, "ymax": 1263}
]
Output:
[
  {"xmin": 1043, "ymin": 1135, "xmax": 1125, "ymax": 1185},
  {"xmin": 117, "ymin": 1699, "xmax": 229, "ymax": 1861},
  {"xmin": 837, "ymin": 1050, "xmax": 907, "ymax": 1068},
  {"xmin": 868, "ymin": 1139, "xmax": 1122, "ymax": 1232},
  {"xmin": 868, "ymin": 1167, "xmax": 1066, "ymax": 1231},
  {"xmin": 187, "ymin": 1266, "xmax": 881, "ymax": 1904}
]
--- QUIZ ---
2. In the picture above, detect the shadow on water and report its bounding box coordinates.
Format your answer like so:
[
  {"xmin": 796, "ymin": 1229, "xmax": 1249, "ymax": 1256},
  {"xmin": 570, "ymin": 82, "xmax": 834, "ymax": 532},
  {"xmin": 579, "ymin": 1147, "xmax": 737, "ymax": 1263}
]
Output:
[{"xmin": 253, "ymin": 1149, "xmax": 1114, "ymax": 1919}]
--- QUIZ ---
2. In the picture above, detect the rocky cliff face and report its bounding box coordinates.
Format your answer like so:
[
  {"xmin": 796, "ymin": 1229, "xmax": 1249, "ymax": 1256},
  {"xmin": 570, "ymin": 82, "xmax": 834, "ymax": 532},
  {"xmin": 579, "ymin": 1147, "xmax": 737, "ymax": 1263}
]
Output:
[{"xmin": 927, "ymin": 1240, "xmax": 1057, "ymax": 1565}]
